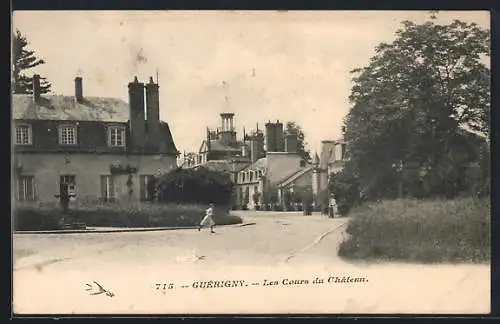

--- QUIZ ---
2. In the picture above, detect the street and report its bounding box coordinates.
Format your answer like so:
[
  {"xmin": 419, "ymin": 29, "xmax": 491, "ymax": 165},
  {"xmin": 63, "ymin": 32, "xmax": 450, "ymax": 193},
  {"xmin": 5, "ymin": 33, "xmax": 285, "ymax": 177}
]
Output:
[{"xmin": 13, "ymin": 212, "xmax": 490, "ymax": 314}]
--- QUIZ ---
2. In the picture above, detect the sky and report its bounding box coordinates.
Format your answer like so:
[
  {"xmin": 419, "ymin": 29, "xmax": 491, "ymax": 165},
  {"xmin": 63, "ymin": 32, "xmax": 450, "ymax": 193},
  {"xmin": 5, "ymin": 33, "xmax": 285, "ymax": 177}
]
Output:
[{"xmin": 12, "ymin": 10, "xmax": 489, "ymax": 155}]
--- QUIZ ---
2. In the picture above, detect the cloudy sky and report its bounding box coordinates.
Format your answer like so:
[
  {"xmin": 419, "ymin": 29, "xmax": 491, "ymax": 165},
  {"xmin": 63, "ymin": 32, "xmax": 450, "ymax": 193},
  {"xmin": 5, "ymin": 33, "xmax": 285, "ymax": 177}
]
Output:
[{"xmin": 12, "ymin": 10, "xmax": 489, "ymax": 154}]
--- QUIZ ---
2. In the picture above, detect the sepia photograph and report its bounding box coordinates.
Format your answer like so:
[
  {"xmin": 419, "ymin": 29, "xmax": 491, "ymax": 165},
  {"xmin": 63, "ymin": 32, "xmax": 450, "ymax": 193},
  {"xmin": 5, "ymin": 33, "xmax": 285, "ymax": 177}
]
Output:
[{"xmin": 11, "ymin": 10, "xmax": 491, "ymax": 315}]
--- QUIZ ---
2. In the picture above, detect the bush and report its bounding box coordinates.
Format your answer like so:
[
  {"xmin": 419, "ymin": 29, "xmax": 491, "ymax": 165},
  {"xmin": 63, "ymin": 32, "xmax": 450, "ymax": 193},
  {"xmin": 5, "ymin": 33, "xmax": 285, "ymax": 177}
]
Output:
[
  {"xmin": 13, "ymin": 203, "xmax": 243, "ymax": 231},
  {"xmin": 153, "ymin": 167, "xmax": 234, "ymax": 206},
  {"xmin": 338, "ymin": 198, "xmax": 490, "ymax": 263}
]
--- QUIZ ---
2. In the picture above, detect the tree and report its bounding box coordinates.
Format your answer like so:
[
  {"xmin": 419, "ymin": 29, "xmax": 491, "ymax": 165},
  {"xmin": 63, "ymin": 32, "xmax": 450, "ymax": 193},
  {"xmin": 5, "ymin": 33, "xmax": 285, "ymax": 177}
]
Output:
[
  {"xmin": 342, "ymin": 14, "xmax": 490, "ymax": 202},
  {"xmin": 153, "ymin": 167, "xmax": 234, "ymax": 206},
  {"xmin": 12, "ymin": 29, "xmax": 52, "ymax": 94},
  {"xmin": 285, "ymin": 121, "xmax": 312, "ymax": 161}
]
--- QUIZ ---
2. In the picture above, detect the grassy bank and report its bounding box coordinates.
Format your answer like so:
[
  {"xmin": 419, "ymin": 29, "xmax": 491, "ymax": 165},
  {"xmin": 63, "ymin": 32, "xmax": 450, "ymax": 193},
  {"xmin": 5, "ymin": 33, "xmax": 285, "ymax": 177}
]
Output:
[
  {"xmin": 338, "ymin": 198, "xmax": 490, "ymax": 263},
  {"xmin": 13, "ymin": 202, "xmax": 242, "ymax": 231}
]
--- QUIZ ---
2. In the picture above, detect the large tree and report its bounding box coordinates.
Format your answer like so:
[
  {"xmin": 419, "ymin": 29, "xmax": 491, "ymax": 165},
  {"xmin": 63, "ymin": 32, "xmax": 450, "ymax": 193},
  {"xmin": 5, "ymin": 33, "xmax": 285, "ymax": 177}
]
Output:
[
  {"xmin": 12, "ymin": 29, "xmax": 52, "ymax": 94},
  {"xmin": 285, "ymin": 121, "xmax": 311, "ymax": 162},
  {"xmin": 339, "ymin": 14, "xmax": 490, "ymax": 202}
]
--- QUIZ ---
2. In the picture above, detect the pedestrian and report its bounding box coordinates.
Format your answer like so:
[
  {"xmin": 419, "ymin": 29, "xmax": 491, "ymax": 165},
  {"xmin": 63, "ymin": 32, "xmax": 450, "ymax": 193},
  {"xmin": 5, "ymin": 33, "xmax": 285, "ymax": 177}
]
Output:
[
  {"xmin": 199, "ymin": 203, "xmax": 216, "ymax": 233},
  {"xmin": 329, "ymin": 195, "xmax": 337, "ymax": 218}
]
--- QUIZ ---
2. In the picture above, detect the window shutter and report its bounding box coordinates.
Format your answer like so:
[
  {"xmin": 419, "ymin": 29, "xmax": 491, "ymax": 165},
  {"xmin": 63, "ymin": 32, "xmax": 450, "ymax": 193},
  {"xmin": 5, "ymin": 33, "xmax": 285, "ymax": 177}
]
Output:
[
  {"xmin": 109, "ymin": 176, "xmax": 115, "ymax": 199},
  {"xmin": 139, "ymin": 176, "xmax": 145, "ymax": 201},
  {"xmin": 100, "ymin": 176, "xmax": 107, "ymax": 200}
]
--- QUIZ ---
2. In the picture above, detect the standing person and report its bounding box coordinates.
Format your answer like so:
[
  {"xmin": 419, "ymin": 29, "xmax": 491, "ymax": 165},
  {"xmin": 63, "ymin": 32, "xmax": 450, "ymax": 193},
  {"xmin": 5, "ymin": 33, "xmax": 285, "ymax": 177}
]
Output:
[
  {"xmin": 329, "ymin": 195, "xmax": 336, "ymax": 218},
  {"xmin": 199, "ymin": 203, "xmax": 216, "ymax": 233}
]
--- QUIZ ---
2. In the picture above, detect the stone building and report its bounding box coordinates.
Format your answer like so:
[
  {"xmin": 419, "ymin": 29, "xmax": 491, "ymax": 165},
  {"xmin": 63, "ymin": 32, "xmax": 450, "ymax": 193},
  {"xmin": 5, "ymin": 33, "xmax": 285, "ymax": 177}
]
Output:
[
  {"xmin": 311, "ymin": 129, "xmax": 348, "ymax": 200},
  {"xmin": 185, "ymin": 112, "xmax": 313, "ymax": 210},
  {"xmin": 12, "ymin": 75, "xmax": 179, "ymax": 204}
]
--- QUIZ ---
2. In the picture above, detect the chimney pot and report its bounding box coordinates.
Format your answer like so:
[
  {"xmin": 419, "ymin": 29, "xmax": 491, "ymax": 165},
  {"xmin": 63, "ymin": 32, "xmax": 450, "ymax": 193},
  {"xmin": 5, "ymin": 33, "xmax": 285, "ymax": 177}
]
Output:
[
  {"xmin": 74, "ymin": 77, "xmax": 83, "ymax": 102},
  {"xmin": 32, "ymin": 74, "xmax": 41, "ymax": 102},
  {"xmin": 149, "ymin": 76, "xmax": 154, "ymax": 84},
  {"xmin": 134, "ymin": 76, "xmax": 139, "ymax": 83}
]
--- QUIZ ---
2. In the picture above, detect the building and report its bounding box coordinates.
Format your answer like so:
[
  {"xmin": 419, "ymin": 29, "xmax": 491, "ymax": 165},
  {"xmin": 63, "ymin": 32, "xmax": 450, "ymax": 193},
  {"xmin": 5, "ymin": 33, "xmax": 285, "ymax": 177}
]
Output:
[
  {"xmin": 311, "ymin": 128, "xmax": 348, "ymax": 199},
  {"xmin": 184, "ymin": 112, "xmax": 313, "ymax": 210},
  {"xmin": 12, "ymin": 74, "xmax": 179, "ymax": 204}
]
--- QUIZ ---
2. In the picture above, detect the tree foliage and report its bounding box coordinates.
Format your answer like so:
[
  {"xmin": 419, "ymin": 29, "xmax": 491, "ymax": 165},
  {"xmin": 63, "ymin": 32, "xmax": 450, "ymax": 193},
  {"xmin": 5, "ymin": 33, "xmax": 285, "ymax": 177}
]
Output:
[
  {"xmin": 286, "ymin": 121, "xmax": 311, "ymax": 161},
  {"xmin": 12, "ymin": 29, "xmax": 52, "ymax": 94},
  {"xmin": 330, "ymin": 15, "xmax": 490, "ymax": 210},
  {"xmin": 152, "ymin": 167, "xmax": 234, "ymax": 206}
]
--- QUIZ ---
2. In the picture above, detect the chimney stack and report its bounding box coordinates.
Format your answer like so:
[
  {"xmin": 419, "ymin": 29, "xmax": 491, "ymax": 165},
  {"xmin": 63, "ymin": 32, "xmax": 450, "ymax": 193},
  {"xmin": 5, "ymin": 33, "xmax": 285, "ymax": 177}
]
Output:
[
  {"xmin": 146, "ymin": 76, "xmax": 160, "ymax": 148},
  {"xmin": 285, "ymin": 131, "xmax": 298, "ymax": 153},
  {"xmin": 74, "ymin": 77, "xmax": 83, "ymax": 102},
  {"xmin": 128, "ymin": 76, "xmax": 146, "ymax": 149},
  {"xmin": 32, "ymin": 74, "xmax": 41, "ymax": 102}
]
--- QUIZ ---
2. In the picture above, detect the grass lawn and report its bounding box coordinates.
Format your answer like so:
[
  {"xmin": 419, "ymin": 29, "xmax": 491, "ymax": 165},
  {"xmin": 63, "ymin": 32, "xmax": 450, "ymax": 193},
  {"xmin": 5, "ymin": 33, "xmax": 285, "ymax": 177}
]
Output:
[{"xmin": 338, "ymin": 197, "xmax": 490, "ymax": 263}]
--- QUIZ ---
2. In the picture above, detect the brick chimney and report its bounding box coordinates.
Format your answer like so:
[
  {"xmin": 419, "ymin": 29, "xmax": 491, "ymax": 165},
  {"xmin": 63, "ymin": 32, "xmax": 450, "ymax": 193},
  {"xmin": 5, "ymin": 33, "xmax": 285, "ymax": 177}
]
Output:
[
  {"xmin": 285, "ymin": 131, "xmax": 298, "ymax": 153},
  {"xmin": 145, "ymin": 76, "xmax": 160, "ymax": 148},
  {"xmin": 32, "ymin": 74, "xmax": 41, "ymax": 102},
  {"xmin": 128, "ymin": 76, "xmax": 146, "ymax": 149},
  {"xmin": 74, "ymin": 77, "xmax": 83, "ymax": 102}
]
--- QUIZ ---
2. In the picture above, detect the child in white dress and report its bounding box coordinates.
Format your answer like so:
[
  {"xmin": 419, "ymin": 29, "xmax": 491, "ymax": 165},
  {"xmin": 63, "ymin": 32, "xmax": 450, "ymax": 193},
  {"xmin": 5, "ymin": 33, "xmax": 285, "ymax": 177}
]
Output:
[{"xmin": 199, "ymin": 203, "xmax": 216, "ymax": 233}]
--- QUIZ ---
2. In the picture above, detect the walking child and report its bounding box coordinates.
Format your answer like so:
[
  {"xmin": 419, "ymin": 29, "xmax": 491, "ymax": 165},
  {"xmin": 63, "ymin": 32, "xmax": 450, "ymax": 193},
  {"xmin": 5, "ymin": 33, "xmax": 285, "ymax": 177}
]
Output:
[{"xmin": 199, "ymin": 203, "xmax": 216, "ymax": 233}]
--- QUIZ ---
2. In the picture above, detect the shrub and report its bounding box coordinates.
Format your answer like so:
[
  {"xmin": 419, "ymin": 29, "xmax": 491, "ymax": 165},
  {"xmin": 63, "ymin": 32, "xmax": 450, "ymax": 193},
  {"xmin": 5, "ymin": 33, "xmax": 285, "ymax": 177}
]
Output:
[
  {"xmin": 13, "ymin": 203, "xmax": 243, "ymax": 231},
  {"xmin": 338, "ymin": 198, "xmax": 490, "ymax": 263},
  {"xmin": 152, "ymin": 167, "xmax": 234, "ymax": 206}
]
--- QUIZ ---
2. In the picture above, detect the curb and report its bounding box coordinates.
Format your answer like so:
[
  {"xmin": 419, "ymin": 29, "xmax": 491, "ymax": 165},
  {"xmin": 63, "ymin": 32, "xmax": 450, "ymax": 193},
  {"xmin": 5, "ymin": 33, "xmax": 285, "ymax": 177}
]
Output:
[{"xmin": 13, "ymin": 222, "xmax": 254, "ymax": 235}]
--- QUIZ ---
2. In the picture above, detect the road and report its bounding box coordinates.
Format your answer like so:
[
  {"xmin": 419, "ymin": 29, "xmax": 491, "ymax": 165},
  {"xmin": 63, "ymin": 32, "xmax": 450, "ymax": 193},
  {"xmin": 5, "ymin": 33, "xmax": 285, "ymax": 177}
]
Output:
[{"xmin": 13, "ymin": 211, "xmax": 490, "ymax": 315}]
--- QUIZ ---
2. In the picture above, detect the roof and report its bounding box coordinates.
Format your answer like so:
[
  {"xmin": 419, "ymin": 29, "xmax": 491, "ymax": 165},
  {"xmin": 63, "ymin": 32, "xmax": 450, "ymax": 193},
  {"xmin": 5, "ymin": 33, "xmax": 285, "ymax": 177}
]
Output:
[
  {"xmin": 208, "ymin": 139, "xmax": 241, "ymax": 152},
  {"xmin": 12, "ymin": 94, "xmax": 130, "ymax": 122},
  {"xmin": 194, "ymin": 160, "xmax": 247, "ymax": 173},
  {"xmin": 277, "ymin": 166, "xmax": 313, "ymax": 188},
  {"xmin": 240, "ymin": 157, "xmax": 267, "ymax": 172},
  {"xmin": 12, "ymin": 94, "xmax": 179, "ymax": 155},
  {"xmin": 158, "ymin": 121, "xmax": 180, "ymax": 154}
]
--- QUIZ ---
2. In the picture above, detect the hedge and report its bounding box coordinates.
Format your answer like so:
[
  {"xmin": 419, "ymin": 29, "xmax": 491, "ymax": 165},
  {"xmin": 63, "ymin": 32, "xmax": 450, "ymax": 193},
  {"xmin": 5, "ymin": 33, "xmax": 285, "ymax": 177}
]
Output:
[{"xmin": 13, "ymin": 203, "xmax": 242, "ymax": 231}]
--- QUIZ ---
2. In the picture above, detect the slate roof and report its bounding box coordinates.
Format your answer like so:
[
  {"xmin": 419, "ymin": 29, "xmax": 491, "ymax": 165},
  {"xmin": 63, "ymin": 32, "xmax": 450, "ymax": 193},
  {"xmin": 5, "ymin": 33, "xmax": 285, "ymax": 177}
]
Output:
[
  {"xmin": 193, "ymin": 160, "xmax": 248, "ymax": 174},
  {"xmin": 240, "ymin": 157, "xmax": 267, "ymax": 172},
  {"xmin": 12, "ymin": 94, "xmax": 130, "ymax": 122},
  {"xmin": 208, "ymin": 139, "xmax": 242, "ymax": 152},
  {"xmin": 12, "ymin": 93, "xmax": 179, "ymax": 155},
  {"xmin": 277, "ymin": 166, "xmax": 313, "ymax": 188}
]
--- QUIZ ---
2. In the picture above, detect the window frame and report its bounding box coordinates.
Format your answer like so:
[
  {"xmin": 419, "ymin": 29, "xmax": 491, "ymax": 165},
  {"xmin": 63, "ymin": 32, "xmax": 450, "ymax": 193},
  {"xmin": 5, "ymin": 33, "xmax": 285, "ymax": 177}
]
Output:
[
  {"xmin": 15, "ymin": 124, "xmax": 33, "ymax": 146},
  {"xmin": 16, "ymin": 175, "xmax": 36, "ymax": 201},
  {"xmin": 140, "ymin": 174, "xmax": 155, "ymax": 201},
  {"xmin": 107, "ymin": 125, "xmax": 126, "ymax": 148},
  {"xmin": 58, "ymin": 124, "xmax": 78, "ymax": 146},
  {"xmin": 100, "ymin": 175, "xmax": 115, "ymax": 201}
]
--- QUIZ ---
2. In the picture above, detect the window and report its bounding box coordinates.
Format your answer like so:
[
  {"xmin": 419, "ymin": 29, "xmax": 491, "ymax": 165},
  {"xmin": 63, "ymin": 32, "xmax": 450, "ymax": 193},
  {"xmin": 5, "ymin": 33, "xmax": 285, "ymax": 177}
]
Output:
[
  {"xmin": 341, "ymin": 144, "xmax": 347, "ymax": 160},
  {"xmin": 15, "ymin": 125, "xmax": 32, "ymax": 145},
  {"xmin": 108, "ymin": 126, "xmax": 125, "ymax": 147},
  {"xmin": 17, "ymin": 175, "xmax": 36, "ymax": 201},
  {"xmin": 60, "ymin": 175, "xmax": 76, "ymax": 197},
  {"xmin": 58, "ymin": 125, "xmax": 77, "ymax": 145},
  {"xmin": 100, "ymin": 175, "xmax": 115, "ymax": 202},
  {"xmin": 140, "ymin": 175, "xmax": 155, "ymax": 201},
  {"xmin": 249, "ymin": 171, "xmax": 254, "ymax": 182},
  {"xmin": 241, "ymin": 172, "xmax": 246, "ymax": 182}
]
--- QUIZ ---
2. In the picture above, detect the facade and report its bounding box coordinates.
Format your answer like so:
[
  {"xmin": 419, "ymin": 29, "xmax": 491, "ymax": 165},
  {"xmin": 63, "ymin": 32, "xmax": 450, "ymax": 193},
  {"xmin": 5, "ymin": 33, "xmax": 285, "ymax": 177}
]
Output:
[
  {"xmin": 311, "ymin": 130, "xmax": 348, "ymax": 199},
  {"xmin": 184, "ymin": 112, "xmax": 312, "ymax": 209},
  {"xmin": 13, "ymin": 75, "xmax": 179, "ymax": 204}
]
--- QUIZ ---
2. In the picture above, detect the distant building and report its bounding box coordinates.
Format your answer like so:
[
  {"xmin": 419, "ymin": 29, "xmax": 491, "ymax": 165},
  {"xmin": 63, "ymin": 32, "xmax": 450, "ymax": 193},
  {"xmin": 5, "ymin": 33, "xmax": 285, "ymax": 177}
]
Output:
[
  {"xmin": 311, "ymin": 128, "xmax": 348, "ymax": 198},
  {"xmin": 185, "ymin": 113, "xmax": 312, "ymax": 209},
  {"xmin": 12, "ymin": 75, "xmax": 179, "ymax": 204}
]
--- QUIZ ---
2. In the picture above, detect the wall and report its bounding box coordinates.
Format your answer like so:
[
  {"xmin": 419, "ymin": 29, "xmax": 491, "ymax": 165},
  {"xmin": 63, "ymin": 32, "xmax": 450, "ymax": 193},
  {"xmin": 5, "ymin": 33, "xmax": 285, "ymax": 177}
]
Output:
[
  {"xmin": 266, "ymin": 152, "xmax": 304, "ymax": 186},
  {"xmin": 14, "ymin": 152, "xmax": 177, "ymax": 203}
]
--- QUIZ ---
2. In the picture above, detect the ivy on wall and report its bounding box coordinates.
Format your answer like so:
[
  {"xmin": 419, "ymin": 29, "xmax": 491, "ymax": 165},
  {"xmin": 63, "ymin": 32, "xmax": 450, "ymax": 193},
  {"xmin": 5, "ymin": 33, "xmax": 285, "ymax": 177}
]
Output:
[{"xmin": 110, "ymin": 164, "xmax": 138, "ymax": 175}]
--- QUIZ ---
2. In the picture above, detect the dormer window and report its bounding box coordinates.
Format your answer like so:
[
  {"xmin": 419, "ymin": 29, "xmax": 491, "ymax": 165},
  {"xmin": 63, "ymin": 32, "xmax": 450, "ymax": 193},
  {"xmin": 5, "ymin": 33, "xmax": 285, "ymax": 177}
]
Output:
[
  {"xmin": 108, "ymin": 126, "xmax": 126, "ymax": 147},
  {"xmin": 15, "ymin": 124, "xmax": 32, "ymax": 145},
  {"xmin": 58, "ymin": 124, "xmax": 77, "ymax": 145}
]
